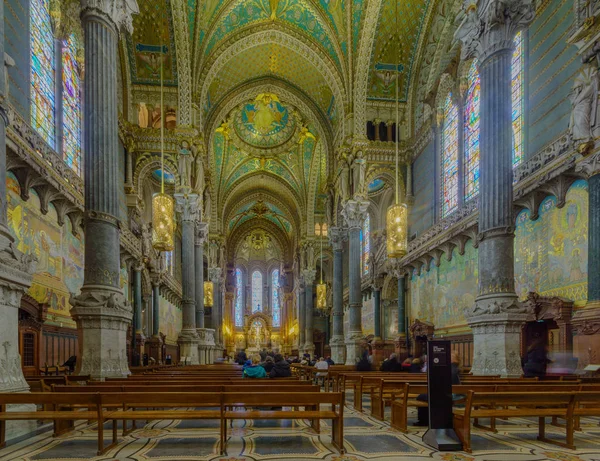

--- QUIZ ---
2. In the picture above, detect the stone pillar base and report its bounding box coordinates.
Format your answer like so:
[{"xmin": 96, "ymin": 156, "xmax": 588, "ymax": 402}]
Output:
[
  {"xmin": 345, "ymin": 334, "xmax": 366, "ymax": 365},
  {"xmin": 197, "ymin": 328, "xmax": 216, "ymax": 365},
  {"xmin": 469, "ymin": 312, "xmax": 528, "ymax": 377},
  {"xmin": 329, "ymin": 336, "xmax": 345, "ymax": 365},
  {"xmin": 70, "ymin": 289, "xmax": 132, "ymax": 379},
  {"xmin": 4, "ymin": 404, "xmax": 37, "ymax": 443},
  {"xmin": 178, "ymin": 329, "xmax": 200, "ymax": 365}
]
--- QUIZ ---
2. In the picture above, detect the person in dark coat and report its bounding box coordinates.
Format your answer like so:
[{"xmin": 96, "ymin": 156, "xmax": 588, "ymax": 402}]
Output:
[
  {"xmin": 261, "ymin": 356, "xmax": 275, "ymax": 373},
  {"xmin": 356, "ymin": 350, "xmax": 371, "ymax": 371},
  {"xmin": 523, "ymin": 338, "xmax": 549, "ymax": 378},
  {"xmin": 326, "ymin": 356, "xmax": 335, "ymax": 366},
  {"xmin": 409, "ymin": 358, "xmax": 422, "ymax": 373},
  {"xmin": 269, "ymin": 354, "xmax": 292, "ymax": 378},
  {"xmin": 380, "ymin": 353, "xmax": 401, "ymax": 372},
  {"xmin": 235, "ymin": 350, "xmax": 247, "ymax": 366}
]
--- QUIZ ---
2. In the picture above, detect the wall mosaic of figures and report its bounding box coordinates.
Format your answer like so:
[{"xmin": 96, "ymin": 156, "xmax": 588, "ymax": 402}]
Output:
[
  {"xmin": 6, "ymin": 173, "xmax": 83, "ymax": 326},
  {"xmin": 408, "ymin": 179, "xmax": 590, "ymax": 331}
]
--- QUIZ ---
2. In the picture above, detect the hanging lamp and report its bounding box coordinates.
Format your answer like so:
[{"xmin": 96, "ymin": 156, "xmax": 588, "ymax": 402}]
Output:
[
  {"xmin": 152, "ymin": 1, "xmax": 174, "ymax": 252},
  {"xmin": 316, "ymin": 147, "xmax": 327, "ymax": 309},
  {"xmin": 204, "ymin": 280, "xmax": 214, "ymax": 307},
  {"xmin": 386, "ymin": 0, "xmax": 408, "ymax": 258}
]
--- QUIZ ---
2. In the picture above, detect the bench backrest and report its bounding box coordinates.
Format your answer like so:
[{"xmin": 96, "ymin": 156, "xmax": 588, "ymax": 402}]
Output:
[
  {"xmin": 0, "ymin": 392, "xmax": 99, "ymax": 406},
  {"xmin": 221, "ymin": 392, "xmax": 343, "ymax": 407},
  {"xmin": 99, "ymin": 392, "xmax": 222, "ymax": 407},
  {"xmin": 465, "ymin": 391, "xmax": 574, "ymax": 411}
]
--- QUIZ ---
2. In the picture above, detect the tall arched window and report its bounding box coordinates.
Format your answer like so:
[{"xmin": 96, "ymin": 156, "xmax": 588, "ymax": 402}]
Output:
[
  {"xmin": 272, "ymin": 269, "xmax": 280, "ymax": 327},
  {"xmin": 62, "ymin": 35, "xmax": 82, "ymax": 175},
  {"xmin": 362, "ymin": 214, "xmax": 370, "ymax": 275},
  {"xmin": 31, "ymin": 0, "xmax": 56, "ymax": 148},
  {"xmin": 464, "ymin": 62, "xmax": 480, "ymax": 201},
  {"xmin": 235, "ymin": 268, "xmax": 243, "ymax": 326},
  {"xmin": 251, "ymin": 270, "xmax": 263, "ymax": 313},
  {"xmin": 442, "ymin": 93, "xmax": 459, "ymax": 218},
  {"xmin": 512, "ymin": 31, "xmax": 525, "ymax": 166}
]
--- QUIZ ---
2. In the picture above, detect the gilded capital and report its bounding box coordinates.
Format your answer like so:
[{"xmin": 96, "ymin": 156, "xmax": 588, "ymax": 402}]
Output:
[{"xmin": 80, "ymin": 0, "xmax": 139, "ymax": 34}]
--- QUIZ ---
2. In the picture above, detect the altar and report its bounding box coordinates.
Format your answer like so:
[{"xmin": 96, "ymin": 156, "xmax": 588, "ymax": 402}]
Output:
[{"xmin": 242, "ymin": 313, "xmax": 272, "ymax": 353}]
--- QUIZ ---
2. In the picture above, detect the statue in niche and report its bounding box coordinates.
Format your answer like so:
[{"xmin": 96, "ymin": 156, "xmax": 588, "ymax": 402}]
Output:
[
  {"xmin": 138, "ymin": 102, "xmax": 149, "ymax": 128},
  {"xmin": 569, "ymin": 64, "xmax": 600, "ymax": 154},
  {"xmin": 208, "ymin": 242, "xmax": 218, "ymax": 267},
  {"xmin": 151, "ymin": 106, "xmax": 162, "ymax": 129},
  {"xmin": 305, "ymin": 243, "xmax": 315, "ymax": 270},
  {"xmin": 178, "ymin": 141, "xmax": 193, "ymax": 188},
  {"xmin": 141, "ymin": 223, "xmax": 153, "ymax": 259},
  {"xmin": 203, "ymin": 188, "xmax": 212, "ymax": 222},
  {"xmin": 338, "ymin": 155, "xmax": 350, "ymax": 201},
  {"xmin": 193, "ymin": 145, "xmax": 205, "ymax": 193},
  {"xmin": 454, "ymin": 3, "xmax": 481, "ymax": 60},
  {"xmin": 351, "ymin": 151, "xmax": 366, "ymax": 198},
  {"xmin": 324, "ymin": 187, "xmax": 334, "ymax": 225}
]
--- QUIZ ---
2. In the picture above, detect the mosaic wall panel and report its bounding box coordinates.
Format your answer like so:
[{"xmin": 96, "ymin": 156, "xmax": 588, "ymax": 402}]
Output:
[
  {"xmin": 6, "ymin": 173, "xmax": 83, "ymax": 326},
  {"xmin": 361, "ymin": 296, "xmax": 374, "ymax": 336},
  {"xmin": 410, "ymin": 139, "xmax": 435, "ymax": 237},
  {"xmin": 515, "ymin": 179, "xmax": 588, "ymax": 305},
  {"xmin": 4, "ymin": 0, "xmax": 30, "ymax": 117},
  {"xmin": 159, "ymin": 295, "xmax": 182, "ymax": 345}
]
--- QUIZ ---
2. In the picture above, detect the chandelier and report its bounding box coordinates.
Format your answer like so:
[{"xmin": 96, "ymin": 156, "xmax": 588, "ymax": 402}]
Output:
[{"xmin": 204, "ymin": 281, "xmax": 214, "ymax": 307}]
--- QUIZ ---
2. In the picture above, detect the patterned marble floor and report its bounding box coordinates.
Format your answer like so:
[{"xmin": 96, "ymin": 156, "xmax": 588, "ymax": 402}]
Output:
[{"xmin": 2, "ymin": 395, "xmax": 600, "ymax": 461}]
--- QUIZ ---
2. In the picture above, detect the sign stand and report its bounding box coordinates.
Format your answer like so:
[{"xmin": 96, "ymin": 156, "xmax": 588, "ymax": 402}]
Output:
[{"xmin": 422, "ymin": 340, "xmax": 462, "ymax": 451}]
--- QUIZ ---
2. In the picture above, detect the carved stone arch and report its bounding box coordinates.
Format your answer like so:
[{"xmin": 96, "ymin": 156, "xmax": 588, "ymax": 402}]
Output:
[
  {"xmin": 197, "ymin": 28, "xmax": 346, "ymax": 129},
  {"xmin": 382, "ymin": 273, "xmax": 399, "ymax": 300},
  {"xmin": 206, "ymin": 78, "xmax": 334, "ymax": 160},
  {"xmin": 220, "ymin": 174, "xmax": 304, "ymax": 234},
  {"xmin": 457, "ymin": 58, "xmax": 477, "ymax": 99},
  {"xmin": 435, "ymin": 73, "xmax": 458, "ymax": 119},
  {"xmin": 353, "ymin": 0, "xmax": 385, "ymax": 138},
  {"xmin": 133, "ymin": 153, "xmax": 180, "ymax": 199},
  {"xmin": 228, "ymin": 218, "xmax": 291, "ymax": 263},
  {"xmin": 244, "ymin": 311, "xmax": 272, "ymax": 334},
  {"xmin": 170, "ymin": 0, "xmax": 192, "ymax": 126}
]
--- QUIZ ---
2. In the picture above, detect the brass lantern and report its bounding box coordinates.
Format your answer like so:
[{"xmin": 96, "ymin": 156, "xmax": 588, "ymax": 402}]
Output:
[
  {"xmin": 386, "ymin": 203, "xmax": 407, "ymax": 258},
  {"xmin": 152, "ymin": 192, "xmax": 175, "ymax": 251},
  {"xmin": 204, "ymin": 281, "xmax": 214, "ymax": 307},
  {"xmin": 316, "ymin": 282, "xmax": 327, "ymax": 309}
]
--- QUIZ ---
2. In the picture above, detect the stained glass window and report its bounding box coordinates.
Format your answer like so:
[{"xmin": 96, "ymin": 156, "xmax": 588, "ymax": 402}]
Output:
[
  {"xmin": 464, "ymin": 62, "xmax": 480, "ymax": 201},
  {"xmin": 164, "ymin": 251, "xmax": 173, "ymax": 275},
  {"xmin": 272, "ymin": 269, "xmax": 280, "ymax": 327},
  {"xmin": 362, "ymin": 214, "xmax": 370, "ymax": 275},
  {"xmin": 30, "ymin": 0, "xmax": 56, "ymax": 148},
  {"xmin": 252, "ymin": 270, "xmax": 262, "ymax": 313},
  {"xmin": 62, "ymin": 35, "xmax": 82, "ymax": 175},
  {"xmin": 442, "ymin": 93, "xmax": 459, "ymax": 217},
  {"xmin": 235, "ymin": 268, "xmax": 243, "ymax": 327},
  {"xmin": 512, "ymin": 31, "xmax": 525, "ymax": 166}
]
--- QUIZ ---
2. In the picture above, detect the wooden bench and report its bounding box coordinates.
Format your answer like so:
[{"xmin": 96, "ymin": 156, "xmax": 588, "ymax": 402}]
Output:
[
  {"xmin": 453, "ymin": 391, "xmax": 576, "ymax": 453},
  {"xmin": 221, "ymin": 392, "xmax": 344, "ymax": 453},
  {"xmin": 352, "ymin": 374, "xmax": 427, "ymax": 411}
]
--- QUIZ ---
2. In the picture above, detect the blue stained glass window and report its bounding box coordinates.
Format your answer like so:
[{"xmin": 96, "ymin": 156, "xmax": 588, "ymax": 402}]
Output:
[
  {"xmin": 442, "ymin": 93, "xmax": 459, "ymax": 217},
  {"xmin": 30, "ymin": 0, "xmax": 56, "ymax": 148},
  {"xmin": 512, "ymin": 31, "xmax": 525, "ymax": 166},
  {"xmin": 164, "ymin": 251, "xmax": 173, "ymax": 275},
  {"xmin": 363, "ymin": 214, "xmax": 370, "ymax": 275},
  {"xmin": 235, "ymin": 268, "xmax": 243, "ymax": 326},
  {"xmin": 252, "ymin": 270, "xmax": 262, "ymax": 313},
  {"xmin": 464, "ymin": 61, "xmax": 480, "ymax": 201},
  {"xmin": 272, "ymin": 269, "xmax": 280, "ymax": 327},
  {"xmin": 62, "ymin": 35, "xmax": 82, "ymax": 175}
]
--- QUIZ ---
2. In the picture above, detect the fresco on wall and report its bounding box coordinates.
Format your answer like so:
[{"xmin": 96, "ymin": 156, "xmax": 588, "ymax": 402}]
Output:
[
  {"xmin": 361, "ymin": 297, "xmax": 374, "ymax": 336},
  {"xmin": 384, "ymin": 302, "xmax": 398, "ymax": 339},
  {"xmin": 120, "ymin": 266, "xmax": 129, "ymax": 303},
  {"xmin": 410, "ymin": 240, "xmax": 478, "ymax": 329},
  {"xmin": 515, "ymin": 180, "xmax": 588, "ymax": 305},
  {"xmin": 159, "ymin": 296, "xmax": 182, "ymax": 345},
  {"xmin": 6, "ymin": 173, "xmax": 83, "ymax": 324}
]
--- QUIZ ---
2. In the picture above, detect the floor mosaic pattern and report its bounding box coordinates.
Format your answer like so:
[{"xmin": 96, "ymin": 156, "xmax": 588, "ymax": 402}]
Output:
[{"xmin": 2, "ymin": 395, "xmax": 600, "ymax": 461}]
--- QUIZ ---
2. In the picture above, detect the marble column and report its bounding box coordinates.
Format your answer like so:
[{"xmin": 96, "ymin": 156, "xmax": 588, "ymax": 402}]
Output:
[
  {"xmin": 132, "ymin": 264, "xmax": 144, "ymax": 365},
  {"xmin": 329, "ymin": 227, "xmax": 346, "ymax": 364},
  {"xmin": 69, "ymin": 0, "xmax": 138, "ymax": 379},
  {"xmin": 395, "ymin": 273, "xmax": 408, "ymax": 357},
  {"xmin": 341, "ymin": 200, "xmax": 369, "ymax": 364},
  {"xmin": 147, "ymin": 276, "xmax": 163, "ymax": 363},
  {"xmin": 175, "ymin": 194, "xmax": 200, "ymax": 365},
  {"xmin": 0, "ymin": 0, "xmax": 36, "ymax": 442},
  {"xmin": 455, "ymin": 0, "xmax": 535, "ymax": 376},
  {"xmin": 303, "ymin": 269, "xmax": 316, "ymax": 356},
  {"xmin": 373, "ymin": 286, "xmax": 381, "ymax": 339},
  {"xmin": 195, "ymin": 223, "xmax": 212, "ymax": 363},
  {"xmin": 209, "ymin": 267, "xmax": 222, "ymax": 359},
  {"xmin": 298, "ymin": 280, "xmax": 306, "ymax": 352}
]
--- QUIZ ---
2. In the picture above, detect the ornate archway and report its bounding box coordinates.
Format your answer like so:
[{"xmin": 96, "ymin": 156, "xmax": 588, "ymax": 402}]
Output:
[{"xmin": 244, "ymin": 312, "xmax": 273, "ymax": 354}]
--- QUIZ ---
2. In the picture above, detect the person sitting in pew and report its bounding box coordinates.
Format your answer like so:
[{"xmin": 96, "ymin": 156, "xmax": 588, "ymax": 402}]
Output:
[
  {"xmin": 380, "ymin": 353, "xmax": 401, "ymax": 372},
  {"xmin": 401, "ymin": 357, "xmax": 412, "ymax": 372},
  {"xmin": 270, "ymin": 354, "xmax": 292, "ymax": 378},
  {"xmin": 243, "ymin": 355, "xmax": 267, "ymax": 378}
]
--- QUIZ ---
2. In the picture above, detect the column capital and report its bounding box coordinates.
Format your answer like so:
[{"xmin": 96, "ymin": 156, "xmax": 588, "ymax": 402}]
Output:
[
  {"xmin": 371, "ymin": 276, "xmax": 385, "ymax": 291},
  {"xmin": 454, "ymin": 0, "xmax": 535, "ymax": 63},
  {"xmin": 328, "ymin": 226, "xmax": 348, "ymax": 251},
  {"xmin": 341, "ymin": 199, "xmax": 369, "ymax": 229},
  {"xmin": 196, "ymin": 222, "xmax": 209, "ymax": 245},
  {"xmin": 175, "ymin": 193, "xmax": 201, "ymax": 223},
  {"xmin": 302, "ymin": 269, "xmax": 317, "ymax": 284},
  {"xmin": 209, "ymin": 267, "xmax": 222, "ymax": 283},
  {"xmin": 576, "ymin": 151, "xmax": 600, "ymax": 178},
  {"xmin": 80, "ymin": 0, "xmax": 140, "ymax": 34}
]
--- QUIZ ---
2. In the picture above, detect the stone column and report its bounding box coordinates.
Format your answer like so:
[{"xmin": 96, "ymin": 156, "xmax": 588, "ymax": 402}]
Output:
[
  {"xmin": 303, "ymin": 269, "xmax": 316, "ymax": 356},
  {"xmin": 70, "ymin": 0, "xmax": 138, "ymax": 379},
  {"xmin": 573, "ymin": 152, "xmax": 600, "ymax": 358},
  {"xmin": 132, "ymin": 264, "xmax": 144, "ymax": 366},
  {"xmin": 298, "ymin": 280, "xmax": 306, "ymax": 351},
  {"xmin": 329, "ymin": 227, "xmax": 346, "ymax": 364},
  {"xmin": 195, "ymin": 223, "xmax": 211, "ymax": 363},
  {"xmin": 372, "ymin": 279, "xmax": 386, "ymax": 367},
  {"xmin": 175, "ymin": 194, "xmax": 200, "ymax": 365},
  {"xmin": 455, "ymin": 0, "xmax": 535, "ymax": 376},
  {"xmin": 395, "ymin": 273, "xmax": 408, "ymax": 357},
  {"xmin": 147, "ymin": 276, "xmax": 162, "ymax": 363},
  {"xmin": 341, "ymin": 200, "xmax": 369, "ymax": 364},
  {"xmin": 209, "ymin": 267, "xmax": 222, "ymax": 357}
]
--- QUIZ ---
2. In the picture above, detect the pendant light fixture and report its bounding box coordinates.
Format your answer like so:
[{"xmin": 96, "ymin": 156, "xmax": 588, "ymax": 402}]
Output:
[
  {"xmin": 316, "ymin": 146, "xmax": 327, "ymax": 309},
  {"xmin": 204, "ymin": 280, "xmax": 214, "ymax": 307},
  {"xmin": 152, "ymin": 1, "xmax": 175, "ymax": 252},
  {"xmin": 386, "ymin": 0, "xmax": 408, "ymax": 259}
]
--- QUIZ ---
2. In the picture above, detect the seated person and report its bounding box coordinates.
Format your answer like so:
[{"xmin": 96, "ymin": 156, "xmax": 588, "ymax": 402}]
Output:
[
  {"xmin": 243, "ymin": 354, "xmax": 267, "ymax": 378},
  {"xmin": 270, "ymin": 353, "xmax": 292, "ymax": 378},
  {"xmin": 400, "ymin": 357, "xmax": 412, "ymax": 372},
  {"xmin": 261, "ymin": 356, "xmax": 275, "ymax": 373},
  {"xmin": 409, "ymin": 358, "xmax": 422, "ymax": 373},
  {"xmin": 380, "ymin": 353, "xmax": 401, "ymax": 372}
]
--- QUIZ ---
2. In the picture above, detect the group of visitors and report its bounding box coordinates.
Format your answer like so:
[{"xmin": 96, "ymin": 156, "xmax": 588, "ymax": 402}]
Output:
[
  {"xmin": 378, "ymin": 353, "xmax": 429, "ymax": 373},
  {"xmin": 233, "ymin": 349, "xmax": 293, "ymax": 379}
]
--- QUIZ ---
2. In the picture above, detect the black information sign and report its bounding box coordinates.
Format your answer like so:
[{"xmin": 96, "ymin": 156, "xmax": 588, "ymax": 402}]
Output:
[{"xmin": 422, "ymin": 340, "xmax": 462, "ymax": 451}]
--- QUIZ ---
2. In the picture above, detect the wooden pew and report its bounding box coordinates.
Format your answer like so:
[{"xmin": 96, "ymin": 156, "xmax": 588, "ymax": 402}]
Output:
[
  {"xmin": 453, "ymin": 391, "xmax": 576, "ymax": 453},
  {"xmin": 221, "ymin": 392, "xmax": 344, "ymax": 453},
  {"xmin": 352, "ymin": 374, "xmax": 427, "ymax": 411}
]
